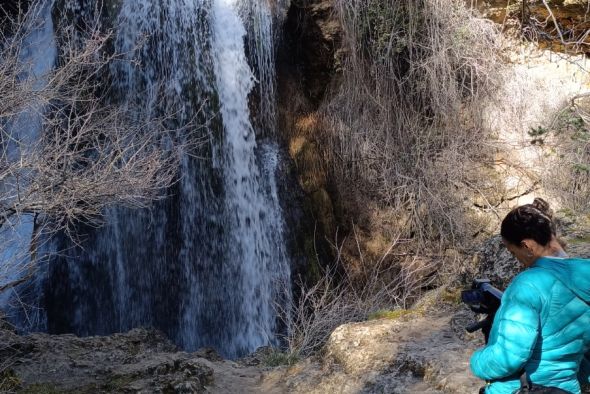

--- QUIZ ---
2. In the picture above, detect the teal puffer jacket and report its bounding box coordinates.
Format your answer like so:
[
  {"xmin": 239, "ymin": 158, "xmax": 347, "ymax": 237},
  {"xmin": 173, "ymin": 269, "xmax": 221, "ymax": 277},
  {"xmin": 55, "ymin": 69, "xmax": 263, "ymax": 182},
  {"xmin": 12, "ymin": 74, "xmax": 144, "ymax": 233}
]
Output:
[{"xmin": 470, "ymin": 257, "xmax": 590, "ymax": 394}]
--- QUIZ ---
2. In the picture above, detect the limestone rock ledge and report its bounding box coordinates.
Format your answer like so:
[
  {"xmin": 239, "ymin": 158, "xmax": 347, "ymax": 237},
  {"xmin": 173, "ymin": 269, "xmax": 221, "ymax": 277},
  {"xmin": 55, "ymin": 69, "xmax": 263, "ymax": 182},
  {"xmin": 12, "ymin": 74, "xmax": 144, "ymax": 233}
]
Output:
[
  {"xmin": 261, "ymin": 309, "xmax": 485, "ymax": 394},
  {"xmin": 0, "ymin": 328, "xmax": 268, "ymax": 394},
  {"xmin": 0, "ymin": 310, "xmax": 488, "ymax": 394}
]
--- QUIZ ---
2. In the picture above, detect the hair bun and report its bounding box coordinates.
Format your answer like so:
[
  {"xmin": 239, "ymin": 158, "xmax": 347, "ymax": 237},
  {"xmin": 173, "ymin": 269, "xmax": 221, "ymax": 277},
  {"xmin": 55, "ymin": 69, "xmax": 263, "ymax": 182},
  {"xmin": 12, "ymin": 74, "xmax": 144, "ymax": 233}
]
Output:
[{"xmin": 531, "ymin": 198, "xmax": 553, "ymax": 218}]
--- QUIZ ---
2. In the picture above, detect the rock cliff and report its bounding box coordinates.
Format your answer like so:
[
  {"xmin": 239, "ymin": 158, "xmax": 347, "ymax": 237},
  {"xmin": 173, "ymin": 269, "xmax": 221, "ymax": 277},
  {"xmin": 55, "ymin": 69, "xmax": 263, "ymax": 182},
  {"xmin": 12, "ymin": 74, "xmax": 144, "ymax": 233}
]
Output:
[{"xmin": 475, "ymin": 0, "xmax": 590, "ymax": 53}]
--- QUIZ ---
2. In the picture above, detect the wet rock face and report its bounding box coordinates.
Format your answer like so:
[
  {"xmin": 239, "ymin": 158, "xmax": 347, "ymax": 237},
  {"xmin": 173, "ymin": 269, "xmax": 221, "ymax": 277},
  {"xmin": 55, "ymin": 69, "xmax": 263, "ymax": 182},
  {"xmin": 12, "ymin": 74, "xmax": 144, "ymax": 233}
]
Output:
[
  {"xmin": 280, "ymin": 0, "xmax": 341, "ymax": 105},
  {"xmin": 0, "ymin": 328, "xmax": 214, "ymax": 393},
  {"xmin": 53, "ymin": 0, "xmax": 122, "ymax": 31},
  {"xmin": 275, "ymin": 0, "xmax": 344, "ymax": 281}
]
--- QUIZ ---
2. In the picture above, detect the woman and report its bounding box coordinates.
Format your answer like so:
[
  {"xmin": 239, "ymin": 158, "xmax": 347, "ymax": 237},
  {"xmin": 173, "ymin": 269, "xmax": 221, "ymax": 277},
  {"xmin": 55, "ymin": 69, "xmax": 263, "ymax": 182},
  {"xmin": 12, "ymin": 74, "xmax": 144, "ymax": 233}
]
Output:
[{"xmin": 471, "ymin": 198, "xmax": 590, "ymax": 394}]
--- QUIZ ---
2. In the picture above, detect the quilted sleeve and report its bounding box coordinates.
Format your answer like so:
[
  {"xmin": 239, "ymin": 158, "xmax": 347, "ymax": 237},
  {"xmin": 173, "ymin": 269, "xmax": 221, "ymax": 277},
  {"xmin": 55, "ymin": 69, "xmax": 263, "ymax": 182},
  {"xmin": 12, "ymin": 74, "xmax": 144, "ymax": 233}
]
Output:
[{"xmin": 470, "ymin": 280, "xmax": 542, "ymax": 381}]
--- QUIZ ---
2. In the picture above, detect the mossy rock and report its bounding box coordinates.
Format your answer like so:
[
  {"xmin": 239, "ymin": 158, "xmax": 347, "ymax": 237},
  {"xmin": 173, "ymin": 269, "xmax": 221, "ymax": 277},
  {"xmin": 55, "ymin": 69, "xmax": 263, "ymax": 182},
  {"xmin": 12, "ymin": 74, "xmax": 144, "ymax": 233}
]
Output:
[
  {"xmin": 440, "ymin": 287, "xmax": 463, "ymax": 305},
  {"xmin": 18, "ymin": 383, "xmax": 64, "ymax": 394},
  {"xmin": 295, "ymin": 140, "xmax": 326, "ymax": 193},
  {"xmin": 303, "ymin": 237, "xmax": 322, "ymax": 283},
  {"xmin": 310, "ymin": 188, "xmax": 336, "ymax": 236},
  {"xmin": 368, "ymin": 309, "xmax": 414, "ymax": 321}
]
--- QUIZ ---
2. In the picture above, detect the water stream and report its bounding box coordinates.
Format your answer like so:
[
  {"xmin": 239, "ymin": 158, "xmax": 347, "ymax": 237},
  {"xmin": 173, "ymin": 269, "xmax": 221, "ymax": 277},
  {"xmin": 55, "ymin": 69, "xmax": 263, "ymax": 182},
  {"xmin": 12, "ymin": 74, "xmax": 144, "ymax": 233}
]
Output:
[{"xmin": 4, "ymin": 0, "xmax": 291, "ymax": 359}]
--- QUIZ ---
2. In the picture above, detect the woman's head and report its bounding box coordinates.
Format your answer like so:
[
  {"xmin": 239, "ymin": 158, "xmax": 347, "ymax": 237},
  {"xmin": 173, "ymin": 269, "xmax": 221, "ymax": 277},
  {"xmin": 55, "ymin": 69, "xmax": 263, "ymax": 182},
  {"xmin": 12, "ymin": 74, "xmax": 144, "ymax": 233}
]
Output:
[{"xmin": 500, "ymin": 198, "xmax": 563, "ymax": 266}]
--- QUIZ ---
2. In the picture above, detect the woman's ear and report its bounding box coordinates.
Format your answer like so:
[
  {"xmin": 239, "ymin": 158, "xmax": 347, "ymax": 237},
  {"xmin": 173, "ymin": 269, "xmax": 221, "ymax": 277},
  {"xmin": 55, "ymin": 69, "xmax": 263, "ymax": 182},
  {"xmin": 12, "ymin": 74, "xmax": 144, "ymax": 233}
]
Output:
[{"xmin": 520, "ymin": 239, "xmax": 535, "ymax": 254}]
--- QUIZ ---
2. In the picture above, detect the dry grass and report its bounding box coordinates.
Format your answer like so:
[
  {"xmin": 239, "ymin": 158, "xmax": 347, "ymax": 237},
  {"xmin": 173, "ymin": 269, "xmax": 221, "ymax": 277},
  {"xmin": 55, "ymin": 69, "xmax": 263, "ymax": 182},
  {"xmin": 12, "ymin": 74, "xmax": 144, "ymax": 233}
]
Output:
[
  {"xmin": 281, "ymin": 0, "xmax": 590, "ymax": 360},
  {"xmin": 538, "ymin": 95, "xmax": 590, "ymax": 211},
  {"xmin": 321, "ymin": 0, "xmax": 503, "ymax": 256},
  {"xmin": 278, "ymin": 231, "xmax": 439, "ymax": 358}
]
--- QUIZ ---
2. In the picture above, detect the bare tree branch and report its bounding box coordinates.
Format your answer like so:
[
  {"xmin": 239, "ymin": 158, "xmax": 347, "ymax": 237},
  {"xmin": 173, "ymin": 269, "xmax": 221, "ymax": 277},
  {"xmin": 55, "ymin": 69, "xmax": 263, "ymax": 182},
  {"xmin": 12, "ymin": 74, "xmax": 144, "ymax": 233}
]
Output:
[{"xmin": 0, "ymin": 1, "xmax": 201, "ymax": 295}]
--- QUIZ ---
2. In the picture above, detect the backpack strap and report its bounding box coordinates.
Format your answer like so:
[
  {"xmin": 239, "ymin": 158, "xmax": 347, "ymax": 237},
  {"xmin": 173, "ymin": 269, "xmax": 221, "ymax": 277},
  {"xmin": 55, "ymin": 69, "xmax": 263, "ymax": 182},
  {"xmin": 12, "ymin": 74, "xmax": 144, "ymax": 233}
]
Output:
[{"xmin": 520, "ymin": 370, "xmax": 531, "ymax": 392}]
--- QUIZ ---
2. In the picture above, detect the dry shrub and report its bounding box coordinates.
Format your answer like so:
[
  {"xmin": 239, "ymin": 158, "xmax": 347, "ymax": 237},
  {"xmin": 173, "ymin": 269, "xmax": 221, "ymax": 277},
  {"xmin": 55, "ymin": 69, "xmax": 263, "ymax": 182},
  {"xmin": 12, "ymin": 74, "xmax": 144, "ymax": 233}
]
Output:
[
  {"xmin": 321, "ymin": 0, "xmax": 503, "ymax": 253},
  {"xmin": 277, "ymin": 0, "xmax": 507, "ymax": 358},
  {"xmin": 519, "ymin": 1, "xmax": 590, "ymax": 54},
  {"xmin": 280, "ymin": 233, "xmax": 438, "ymax": 358},
  {"xmin": 0, "ymin": 2, "xmax": 196, "ymax": 294},
  {"xmin": 540, "ymin": 95, "xmax": 590, "ymax": 211},
  {"xmin": 282, "ymin": 1, "xmax": 590, "ymax": 359}
]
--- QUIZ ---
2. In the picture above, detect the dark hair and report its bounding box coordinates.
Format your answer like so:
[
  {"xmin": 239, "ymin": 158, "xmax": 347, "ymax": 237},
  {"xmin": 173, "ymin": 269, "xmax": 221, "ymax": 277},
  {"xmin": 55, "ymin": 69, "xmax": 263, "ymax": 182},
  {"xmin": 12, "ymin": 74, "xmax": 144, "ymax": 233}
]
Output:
[{"xmin": 500, "ymin": 198, "xmax": 557, "ymax": 246}]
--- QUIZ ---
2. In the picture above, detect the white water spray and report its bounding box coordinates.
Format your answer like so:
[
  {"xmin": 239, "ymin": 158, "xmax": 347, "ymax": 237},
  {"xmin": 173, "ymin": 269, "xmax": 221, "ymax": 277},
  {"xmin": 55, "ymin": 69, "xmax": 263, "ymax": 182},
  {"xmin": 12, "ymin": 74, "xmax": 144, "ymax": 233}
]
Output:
[
  {"xmin": 20, "ymin": 0, "xmax": 292, "ymax": 358},
  {"xmin": 208, "ymin": 0, "xmax": 290, "ymax": 353}
]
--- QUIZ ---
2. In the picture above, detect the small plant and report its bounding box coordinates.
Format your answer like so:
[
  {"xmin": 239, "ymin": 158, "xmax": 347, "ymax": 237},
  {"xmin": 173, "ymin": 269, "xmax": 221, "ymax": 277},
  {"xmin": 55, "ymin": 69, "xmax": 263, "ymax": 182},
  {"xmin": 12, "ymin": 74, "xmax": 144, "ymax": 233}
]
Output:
[
  {"xmin": 529, "ymin": 126, "xmax": 550, "ymax": 144},
  {"xmin": 528, "ymin": 126, "xmax": 549, "ymax": 137},
  {"xmin": 573, "ymin": 163, "xmax": 590, "ymax": 174},
  {"xmin": 440, "ymin": 287, "xmax": 463, "ymax": 304},
  {"xmin": 572, "ymin": 128, "xmax": 590, "ymax": 143},
  {"xmin": 261, "ymin": 350, "xmax": 300, "ymax": 367},
  {"xmin": 0, "ymin": 369, "xmax": 21, "ymax": 392}
]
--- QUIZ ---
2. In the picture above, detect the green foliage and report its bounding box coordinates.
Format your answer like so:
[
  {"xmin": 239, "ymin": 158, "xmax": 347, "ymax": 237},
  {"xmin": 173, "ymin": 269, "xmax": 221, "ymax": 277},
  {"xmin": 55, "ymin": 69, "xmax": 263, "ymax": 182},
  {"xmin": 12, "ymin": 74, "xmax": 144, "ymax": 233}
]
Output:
[
  {"xmin": 572, "ymin": 127, "xmax": 590, "ymax": 143},
  {"xmin": 556, "ymin": 109, "xmax": 588, "ymax": 137},
  {"xmin": 529, "ymin": 125, "xmax": 550, "ymax": 145},
  {"xmin": 573, "ymin": 163, "xmax": 590, "ymax": 173},
  {"xmin": 528, "ymin": 109, "xmax": 589, "ymax": 146},
  {"xmin": 528, "ymin": 125, "xmax": 549, "ymax": 137},
  {"xmin": 355, "ymin": 0, "xmax": 419, "ymax": 62},
  {"xmin": 261, "ymin": 350, "xmax": 300, "ymax": 367}
]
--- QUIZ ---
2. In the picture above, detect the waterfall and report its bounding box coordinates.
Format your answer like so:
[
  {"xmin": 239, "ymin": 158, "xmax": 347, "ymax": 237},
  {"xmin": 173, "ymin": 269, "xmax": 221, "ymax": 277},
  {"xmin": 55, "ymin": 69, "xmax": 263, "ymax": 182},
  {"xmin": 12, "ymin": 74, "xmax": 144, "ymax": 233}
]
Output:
[
  {"xmin": 0, "ymin": 0, "xmax": 57, "ymax": 319},
  {"xmin": 241, "ymin": 1, "xmax": 278, "ymax": 133},
  {"xmin": 203, "ymin": 0, "xmax": 291, "ymax": 354},
  {"xmin": 17, "ymin": 0, "xmax": 293, "ymax": 359}
]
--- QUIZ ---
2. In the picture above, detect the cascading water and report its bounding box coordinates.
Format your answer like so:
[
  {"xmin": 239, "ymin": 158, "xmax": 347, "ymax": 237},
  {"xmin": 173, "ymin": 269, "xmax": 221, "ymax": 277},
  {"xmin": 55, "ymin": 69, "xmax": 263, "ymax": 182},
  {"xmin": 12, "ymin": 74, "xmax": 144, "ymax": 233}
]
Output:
[
  {"xmin": 201, "ymin": 0, "xmax": 290, "ymax": 353},
  {"xmin": 241, "ymin": 1, "xmax": 278, "ymax": 133},
  {"xmin": 0, "ymin": 0, "xmax": 57, "ymax": 317},
  {"xmin": 5, "ymin": 0, "xmax": 292, "ymax": 358}
]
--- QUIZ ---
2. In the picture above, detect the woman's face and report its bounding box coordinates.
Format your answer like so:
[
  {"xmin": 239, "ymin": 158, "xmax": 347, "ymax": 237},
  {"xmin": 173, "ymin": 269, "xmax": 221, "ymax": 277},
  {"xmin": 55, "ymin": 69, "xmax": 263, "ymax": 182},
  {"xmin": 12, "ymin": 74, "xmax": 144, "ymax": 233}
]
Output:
[{"xmin": 502, "ymin": 238, "xmax": 538, "ymax": 267}]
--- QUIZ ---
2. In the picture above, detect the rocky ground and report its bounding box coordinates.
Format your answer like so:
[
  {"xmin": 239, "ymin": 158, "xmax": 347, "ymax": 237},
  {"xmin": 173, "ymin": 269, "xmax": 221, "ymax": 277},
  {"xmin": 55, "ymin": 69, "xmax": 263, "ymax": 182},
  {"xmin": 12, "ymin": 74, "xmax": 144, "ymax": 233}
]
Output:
[
  {"xmin": 0, "ymin": 307, "xmax": 485, "ymax": 394},
  {"xmin": 260, "ymin": 308, "xmax": 484, "ymax": 394},
  {"xmin": 3, "ymin": 212, "xmax": 588, "ymax": 394}
]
